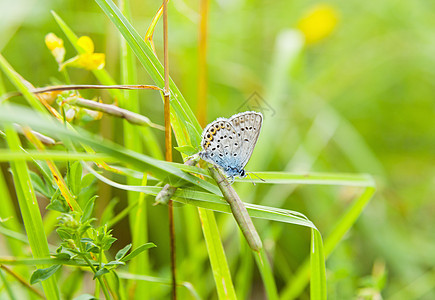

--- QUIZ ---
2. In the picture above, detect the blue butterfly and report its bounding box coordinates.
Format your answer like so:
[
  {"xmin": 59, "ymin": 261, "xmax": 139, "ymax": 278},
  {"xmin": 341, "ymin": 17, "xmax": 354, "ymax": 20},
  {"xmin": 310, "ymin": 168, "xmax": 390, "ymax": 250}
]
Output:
[{"xmin": 199, "ymin": 111, "xmax": 263, "ymax": 182}]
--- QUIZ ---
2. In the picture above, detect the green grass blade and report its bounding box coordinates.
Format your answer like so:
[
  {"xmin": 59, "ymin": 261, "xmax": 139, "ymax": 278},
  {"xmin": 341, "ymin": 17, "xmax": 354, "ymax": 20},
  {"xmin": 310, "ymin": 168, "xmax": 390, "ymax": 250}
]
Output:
[
  {"xmin": 236, "ymin": 171, "xmax": 375, "ymax": 186},
  {"xmin": 280, "ymin": 186, "xmax": 376, "ymax": 299},
  {"xmin": 310, "ymin": 229, "xmax": 326, "ymax": 300},
  {"xmin": 254, "ymin": 249, "xmax": 279, "ymax": 300},
  {"xmin": 0, "ymin": 104, "xmax": 219, "ymax": 194},
  {"xmin": 93, "ymin": 0, "xmax": 202, "ymax": 137},
  {"xmin": 80, "ymin": 167, "xmax": 316, "ymax": 229},
  {"xmin": 0, "ymin": 268, "xmax": 17, "ymax": 300},
  {"xmin": 197, "ymin": 208, "xmax": 237, "ymax": 299},
  {"xmin": 0, "ymin": 169, "xmax": 26, "ymax": 255},
  {"xmin": 118, "ymin": 0, "xmax": 151, "ymax": 298},
  {"xmin": 4, "ymin": 127, "xmax": 60, "ymax": 299},
  {"xmin": 0, "ymin": 55, "xmax": 46, "ymax": 113}
]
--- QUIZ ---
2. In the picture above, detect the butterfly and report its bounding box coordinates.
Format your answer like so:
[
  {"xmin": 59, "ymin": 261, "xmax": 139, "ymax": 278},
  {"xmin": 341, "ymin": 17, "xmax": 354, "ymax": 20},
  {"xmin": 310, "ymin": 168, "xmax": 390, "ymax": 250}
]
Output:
[{"xmin": 198, "ymin": 111, "xmax": 263, "ymax": 183}]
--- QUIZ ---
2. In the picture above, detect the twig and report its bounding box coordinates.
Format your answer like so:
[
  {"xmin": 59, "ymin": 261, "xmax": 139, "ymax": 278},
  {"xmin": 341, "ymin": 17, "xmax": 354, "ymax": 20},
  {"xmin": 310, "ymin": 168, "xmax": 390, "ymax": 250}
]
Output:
[
  {"xmin": 31, "ymin": 84, "xmax": 163, "ymax": 94},
  {"xmin": 0, "ymin": 264, "xmax": 45, "ymax": 299},
  {"xmin": 64, "ymin": 97, "xmax": 164, "ymax": 130},
  {"xmin": 162, "ymin": 0, "xmax": 176, "ymax": 298},
  {"xmin": 197, "ymin": 0, "xmax": 209, "ymax": 127}
]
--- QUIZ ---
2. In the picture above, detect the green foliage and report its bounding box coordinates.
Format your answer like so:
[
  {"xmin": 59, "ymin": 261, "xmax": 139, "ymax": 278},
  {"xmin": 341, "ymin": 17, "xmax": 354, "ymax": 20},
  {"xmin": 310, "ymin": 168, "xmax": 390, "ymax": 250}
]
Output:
[{"xmin": 2, "ymin": 0, "xmax": 430, "ymax": 299}]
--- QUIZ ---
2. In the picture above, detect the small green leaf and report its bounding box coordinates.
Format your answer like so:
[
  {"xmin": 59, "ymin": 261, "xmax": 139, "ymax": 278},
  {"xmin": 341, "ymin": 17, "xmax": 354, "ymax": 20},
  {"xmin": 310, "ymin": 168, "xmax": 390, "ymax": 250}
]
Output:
[
  {"xmin": 174, "ymin": 145, "xmax": 198, "ymax": 156},
  {"xmin": 80, "ymin": 173, "xmax": 95, "ymax": 189},
  {"xmin": 93, "ymin": 267, "xmax": 109, "ymax": 279},
  {"xmin": 29, "ymin": 171, "xmax": 49, "ymax": 197},
  {"xmin": 104, "ymin": 260, "xmax": 125, "ymax": 267},
  {"xmin": 30, "ymin": 265, "xmax": 62, "ymax": 285},
  {"xmin": 54, "ymin": 252, "xmax": 71, "ymax": 260},
  {"xmin": 81, "ymin": 196, "xmax": 97, "ymax": 222},
  {"xmin": 185, "ymin": 122, "xmax": 201, "ymax": 147},
  {"xmin": 102, "ymin": 236, "xmax": 117, "ymax": 250},
  {"xmin": 56, "ymin": 228, "xmax": 72, "ymax": 240},
  {"xmin": 69, "ymin": 161, "xmax": 82, "ymax": 196},
  {"xmin": 121, "ymin": 242, "xmax": 156, "ymax": 262},
  {"xmin": 73, "ymin": 294, "xmax": 98, "ymax": 300},
  {"xmin": 115, "ymin": 243, "xmax": 132, "ymax": 260},
  {"xmin": 47, "ymin": 196, "xmax": 70, "ymax": 213}
]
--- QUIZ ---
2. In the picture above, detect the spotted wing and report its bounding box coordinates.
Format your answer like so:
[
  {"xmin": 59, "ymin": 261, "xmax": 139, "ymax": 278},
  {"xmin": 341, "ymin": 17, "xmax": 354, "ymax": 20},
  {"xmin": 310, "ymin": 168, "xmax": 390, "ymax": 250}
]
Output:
[
  {"xmin": 228, "ymin": 111, "xmax": 263, "ymax": 169},
  {"xmin": 199, "ymin": 118, "xmax": 240, "ymax": 171}
]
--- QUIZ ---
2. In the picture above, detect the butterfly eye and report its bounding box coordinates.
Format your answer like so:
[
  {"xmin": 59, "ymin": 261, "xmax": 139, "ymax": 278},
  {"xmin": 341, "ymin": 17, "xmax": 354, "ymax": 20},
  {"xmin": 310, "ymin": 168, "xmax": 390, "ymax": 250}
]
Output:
[
  {"xmin": 210, "ymin": 127, "xmax": 216, "ymax": 134},
  {"xmin": 214, "ymin": 124, "xmax": 220, "ymax": 130},
  {"xmin": 219, "ymin": 122, "xmax": 225, "ymax": 128}
]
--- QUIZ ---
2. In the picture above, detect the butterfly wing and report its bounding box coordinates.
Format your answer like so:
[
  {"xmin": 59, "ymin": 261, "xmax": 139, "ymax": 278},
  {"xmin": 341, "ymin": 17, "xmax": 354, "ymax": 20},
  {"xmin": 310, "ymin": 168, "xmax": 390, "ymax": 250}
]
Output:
[
  {"xmin": 228, "ymin": 111, "xmax": 263, "ymax": 170},
  {"xmin": 199, "ymin": 118, "xmax": 240, "ymax": 173}
]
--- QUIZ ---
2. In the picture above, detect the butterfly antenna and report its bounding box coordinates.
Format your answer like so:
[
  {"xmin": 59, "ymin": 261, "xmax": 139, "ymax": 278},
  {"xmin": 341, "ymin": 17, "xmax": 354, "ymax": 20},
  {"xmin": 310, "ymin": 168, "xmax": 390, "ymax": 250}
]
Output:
[
  {"xmin": 247, "ymin": 171, "xmax": 266, "ymax": 183},
  {"xmin": 246, "ymin": 172, "xmax": 256, "ymax": 186}
]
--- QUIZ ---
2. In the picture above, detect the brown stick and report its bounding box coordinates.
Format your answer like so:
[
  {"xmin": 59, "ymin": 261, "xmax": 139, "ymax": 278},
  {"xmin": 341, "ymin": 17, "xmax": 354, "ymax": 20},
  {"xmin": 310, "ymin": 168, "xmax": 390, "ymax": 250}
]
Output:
[
  {"xmin": 163, "ymin": 0, "xmax": 176, "ymax": 299},
  {"xmin": 31, "ymin": 84, "xmax": 162, "ymax": 94},
  {"xmin": 197, "ymin": 0, "xmax": 209, "ymax": 127},
  {"xmin": 0, "ymin": 264, "xmax": 45, "ymax": 299}
]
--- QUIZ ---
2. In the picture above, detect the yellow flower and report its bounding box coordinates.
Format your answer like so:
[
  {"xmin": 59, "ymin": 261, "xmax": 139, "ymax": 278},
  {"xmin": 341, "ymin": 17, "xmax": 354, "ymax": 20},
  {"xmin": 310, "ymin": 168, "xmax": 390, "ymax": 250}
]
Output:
[
  {"xmin": 297, "ymin": 4, "xmax": 339, "ymax": 45},
  {"xmin": 61, "ymin": 36, "xmax": 105, "ymax": 71},
  {"xmin": 45, "ymin": 33, "xmax": 65, "ymax": 64}
]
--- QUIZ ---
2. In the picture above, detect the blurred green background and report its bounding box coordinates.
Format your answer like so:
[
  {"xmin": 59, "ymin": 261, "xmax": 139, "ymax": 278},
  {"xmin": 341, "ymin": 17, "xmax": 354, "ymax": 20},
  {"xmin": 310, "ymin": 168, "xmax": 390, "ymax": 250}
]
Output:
[{"xmin": 1, "ymin": 0, "xmax": 435, "ymax": 299}]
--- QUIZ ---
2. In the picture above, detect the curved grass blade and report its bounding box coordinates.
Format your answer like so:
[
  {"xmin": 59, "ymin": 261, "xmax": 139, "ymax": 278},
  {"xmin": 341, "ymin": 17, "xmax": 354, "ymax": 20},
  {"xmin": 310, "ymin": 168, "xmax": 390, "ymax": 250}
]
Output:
[
  {"xmin": 82, "ymin": 165, "xmax": 317, "ymax": 229},
  {"xmin": 235, "ymin": 171, "xmax": 375, "ymax": 187},
  {"xmin": 310, "ymin": 229, "xmax": 326, "ymax": 300},
  {"xmin": 0, "ymin": 104, "xmax": 219, "ymax": 195}
]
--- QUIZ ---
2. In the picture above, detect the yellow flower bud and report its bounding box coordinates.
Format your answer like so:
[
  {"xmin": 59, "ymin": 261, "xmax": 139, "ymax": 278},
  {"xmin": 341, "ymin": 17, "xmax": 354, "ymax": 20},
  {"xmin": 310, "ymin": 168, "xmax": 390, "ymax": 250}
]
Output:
[
  {"xmin": 77, "ymin": 36, "xmax": 94, "ymax": 53},
  {"xmin": 45, "ymin": 33, "xmax": 65, "ymax": 64},
  {"xmin": 297, "ymin": 4, "xmax": 339, "ymax": 45},
  {"xmin": 60, "ymin": 36, "xmax": 105, "ymax": 71}
]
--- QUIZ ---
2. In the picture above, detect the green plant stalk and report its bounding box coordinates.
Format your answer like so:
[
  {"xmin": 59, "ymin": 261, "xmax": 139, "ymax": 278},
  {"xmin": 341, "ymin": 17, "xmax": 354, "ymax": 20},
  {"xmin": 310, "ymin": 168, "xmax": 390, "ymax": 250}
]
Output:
[
  {"xmin": 0, "ymin": 257, "xmax": 100, "ymax": 267},
  {"xmin": 0, "ymin": 150, "xmax": 114, "ymax": 162},
  {"xmin": 93, "ymin": 0, "xmax": 202, "ymax": 137},
  {"xmin": 1, "ymin": 264, "xmax": 45, "ymax": 299},
  {"xmin": 0, "ymin": 55, "xmax": 46, "ymax": 113},
  {"xmin": 0, "ymin": 268, "xmax": 17, "ymax": 300},
  {"xmin": 208, "ymin": 166, "xmax": 262, "ymax": 252},
  {"xmin": 4, "ymin": 127, "xmax": 60, "ymax": 299},
  {"xmin": 310, "ymin": 229, "xmax": 327, "ymax": 300},
  {"xmin": 131, "ymin": 175, "xmax": 150, "ymax": 299},
  {"xmin": 0, "ymin": 171, "xmax": 32, "ymax": 298},
  {"xmin": 197, "ymin": 208, "xmax": 237, "ymax": 299},
  {"xmin": 81, "ymin": 254, "xmax": 111, "ymax": 299},
  {"xmin": 235, "ymin": 236, "xmax": 254, "ymax": 299},
  {"xmin": 0, "ymin": 171, "xmax": 27, "ymax": 256},
  {"xmin": 118, "ymin": 0, "xmax": 151, "ymax": 297},
  {"xmin": 254, "ymin": 249, "xmax": 279, "ymax": 300},
  {"xmin": 280, "ymin": 186, "xmax": 376, "ymax": 299}
]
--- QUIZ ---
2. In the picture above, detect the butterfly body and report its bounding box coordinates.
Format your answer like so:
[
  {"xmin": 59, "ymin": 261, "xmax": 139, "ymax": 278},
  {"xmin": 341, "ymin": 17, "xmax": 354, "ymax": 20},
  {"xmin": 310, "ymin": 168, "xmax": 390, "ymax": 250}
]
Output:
[{"xmin": 198, "ymin": 111, "xmax": 263, "ymax": 182}]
